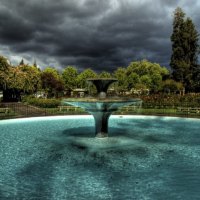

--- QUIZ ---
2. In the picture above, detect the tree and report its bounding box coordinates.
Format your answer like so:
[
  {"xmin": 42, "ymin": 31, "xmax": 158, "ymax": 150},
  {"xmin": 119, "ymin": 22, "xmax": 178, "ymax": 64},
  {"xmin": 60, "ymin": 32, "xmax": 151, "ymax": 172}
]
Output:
[
  {"xmin": 127, "ymin": 72, "xmax": 140, "ymax": 90},
  {"xmin": 170, "ymin": 7, "xmax": 199, "ymax": 92},
  {"xmin": 98, "ymin": 71, "xmax": 112, "ymax": 78},
  {"xmin": 19, "ymin": 59, "xmax": 24, "ymax": 66},
  {"xmin": 77, "ymin": 68, "xmax": 97, "ymax": 88},
  {"xmin": 18, "ymin": 64, "xmax": 41, "ymax": 93},
  {"xmin": 41, "ymin": 68, "xmax": 64, "ymax": 98},
  {"xmin": 162, "ymin": 79, "xmax": 184, "ymax": 94},
  {"xmin": 0, "ymin": 56, "xmax": 10, "ymax": 90},
  {"xmin": 62, "ymin": 66, "xmax": 78, "ymax": 90},
  {"xmin": 127, "ymin": 60, "xmax": 169, "ymax": 92},
  {"xmin": 43, "ymin": 67, "xmax": 60, "ymax": 80},
  {"xmin": 33, "ymin": 60, "xmax": 38, "ymax": 68},
  {"xmin": 140, "ymin": 75, "xmax": 152, "ymax": 88},
  {"xmin": 2, "ymin": 64, "xmax": 41, "ymax": 101},
  {"xmin": 113, "ymin": 67, "xmax": 128, "ymax": 93},
  {"xmin": 192, "ymin": 64, "xmax": 200, "ymax": 92}
]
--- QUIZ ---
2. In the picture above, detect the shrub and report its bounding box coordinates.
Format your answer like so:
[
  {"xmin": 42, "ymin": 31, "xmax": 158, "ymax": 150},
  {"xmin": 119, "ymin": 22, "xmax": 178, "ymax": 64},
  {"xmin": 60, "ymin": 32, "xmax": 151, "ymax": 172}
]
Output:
[
  {"xmin": 141, "ymin": 93, "xmax": 200, "ymax": 108},
  {"xmin": 24, "ymin": 96, "xmax": 61, "ymax": 108}
]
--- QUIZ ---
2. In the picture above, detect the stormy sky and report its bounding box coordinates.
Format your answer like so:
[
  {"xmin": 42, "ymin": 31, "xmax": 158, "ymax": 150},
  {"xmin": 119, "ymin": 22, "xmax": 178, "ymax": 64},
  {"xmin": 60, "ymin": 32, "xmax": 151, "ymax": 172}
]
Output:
[{"xmin": 0, "ymin": 0, "xmax": 200, "ymax": 72}]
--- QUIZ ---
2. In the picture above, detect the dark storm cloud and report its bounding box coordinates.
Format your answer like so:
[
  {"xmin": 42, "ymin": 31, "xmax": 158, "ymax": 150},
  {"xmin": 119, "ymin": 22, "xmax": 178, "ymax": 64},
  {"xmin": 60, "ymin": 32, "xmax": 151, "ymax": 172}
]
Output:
[{"xmin": 0, "ymin": 0, "xmax": 200, "ymax": 72}]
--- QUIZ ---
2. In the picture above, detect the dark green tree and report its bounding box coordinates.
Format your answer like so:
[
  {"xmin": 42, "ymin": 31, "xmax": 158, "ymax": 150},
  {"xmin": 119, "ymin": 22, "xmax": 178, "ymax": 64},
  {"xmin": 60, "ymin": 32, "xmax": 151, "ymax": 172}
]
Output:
[
  {"xmin": 19, "ymin": 59, "xmax": 24, "ymax": 66},
  {"xmin": 170, "ymin": 7, "xmax": 199, "ymax": 92},
  {"xmin": 33, "ymin": 60, "xmax": 37, "ymax": 68}
]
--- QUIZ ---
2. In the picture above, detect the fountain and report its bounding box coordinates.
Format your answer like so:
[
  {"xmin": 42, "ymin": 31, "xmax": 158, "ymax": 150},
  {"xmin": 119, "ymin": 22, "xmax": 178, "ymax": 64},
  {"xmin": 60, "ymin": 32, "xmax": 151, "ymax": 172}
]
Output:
[
  {"xmin": 62, "ymin": 78, "xmax": 141, "ymax": 137},
  {"xmin": 2, "ymin": 78, "xmax": 200, "ymax": 199}
]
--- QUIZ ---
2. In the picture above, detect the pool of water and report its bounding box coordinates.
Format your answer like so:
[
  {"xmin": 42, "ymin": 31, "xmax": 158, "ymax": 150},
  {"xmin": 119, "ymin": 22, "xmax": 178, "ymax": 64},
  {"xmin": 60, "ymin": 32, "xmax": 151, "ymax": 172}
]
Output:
[{"xmin": 0, "ymin": 115, "xmax": 200, "ymax": 200}]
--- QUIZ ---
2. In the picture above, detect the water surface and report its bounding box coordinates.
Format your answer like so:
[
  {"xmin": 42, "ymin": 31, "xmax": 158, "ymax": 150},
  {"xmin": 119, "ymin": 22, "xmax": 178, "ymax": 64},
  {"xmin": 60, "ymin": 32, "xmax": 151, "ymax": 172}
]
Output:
[{"xmin": 0, "ymin": 115, "xmax": 200, "ymax": 200}]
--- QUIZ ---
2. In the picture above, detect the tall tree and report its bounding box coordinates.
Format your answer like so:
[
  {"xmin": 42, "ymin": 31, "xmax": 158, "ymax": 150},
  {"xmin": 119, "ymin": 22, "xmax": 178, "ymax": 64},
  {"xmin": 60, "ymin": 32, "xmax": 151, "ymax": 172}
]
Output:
[
  {"xmin": 33, "ymin": 60, "xmax": 37, "ymax": 68},
  {"xmin": 170, "ymin": 7, "xmax": 199, "ymax": 92},
  {"xmin": 19, "ymin": 59, "xmax": 24, "ymax": 66}
]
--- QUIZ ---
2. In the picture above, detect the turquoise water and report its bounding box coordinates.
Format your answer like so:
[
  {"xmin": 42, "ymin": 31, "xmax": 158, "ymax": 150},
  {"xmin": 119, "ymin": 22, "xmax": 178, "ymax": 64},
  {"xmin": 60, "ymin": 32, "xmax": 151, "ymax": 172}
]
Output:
[{"xmin": 0, "ymin": 115, "xmax": 200, "ymax": 200}]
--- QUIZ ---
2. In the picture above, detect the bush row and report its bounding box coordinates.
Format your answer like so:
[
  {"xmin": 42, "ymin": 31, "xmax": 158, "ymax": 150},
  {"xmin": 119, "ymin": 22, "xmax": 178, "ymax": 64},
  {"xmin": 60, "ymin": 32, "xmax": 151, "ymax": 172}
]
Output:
[
  {"xmin": 141, "ymin": 94, "xmax": 200, "ymax": 108},
  {"xmin": 23, "ymin": 96, "xmax": 61, "ymax": 108}
]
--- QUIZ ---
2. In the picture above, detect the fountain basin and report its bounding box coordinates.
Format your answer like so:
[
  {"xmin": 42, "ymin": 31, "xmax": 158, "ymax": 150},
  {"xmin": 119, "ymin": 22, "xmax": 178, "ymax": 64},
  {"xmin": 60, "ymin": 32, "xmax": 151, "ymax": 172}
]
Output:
[{"xmin": 1, "ymin": 115, "xmax": 200, "ymax": 199}]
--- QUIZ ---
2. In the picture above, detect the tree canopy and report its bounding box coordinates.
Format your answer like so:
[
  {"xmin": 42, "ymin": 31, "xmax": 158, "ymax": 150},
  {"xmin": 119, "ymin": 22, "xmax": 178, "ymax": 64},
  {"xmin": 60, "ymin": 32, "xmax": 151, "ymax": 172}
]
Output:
[
  {"xmin": 0, "ymin": 52, "xmax": 195, "ymax": 101},
  {"xmin": 76, "ymin": 68, "xmax": 97, "ymax": 88},
  {"xmin": 127, "ymin": 60, "xmax": 169, "ymax": 92},
  {"xmin": 62, "ymin": 66, "xmax": 78, "ymax": 90}
]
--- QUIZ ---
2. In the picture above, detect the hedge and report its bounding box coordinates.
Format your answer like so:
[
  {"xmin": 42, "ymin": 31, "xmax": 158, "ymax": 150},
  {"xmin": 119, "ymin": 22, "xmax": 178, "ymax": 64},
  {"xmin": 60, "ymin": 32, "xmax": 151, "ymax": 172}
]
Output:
[{"xmin": 24, "ymin": 96, "xmax": 61, "ymax": 108}]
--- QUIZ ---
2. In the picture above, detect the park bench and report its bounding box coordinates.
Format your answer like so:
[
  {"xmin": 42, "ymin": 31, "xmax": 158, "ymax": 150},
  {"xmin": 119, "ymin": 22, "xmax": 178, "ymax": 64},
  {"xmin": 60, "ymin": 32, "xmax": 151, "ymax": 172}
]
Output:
[
  {"xmin": 189, "ymin": 108, "xmax": 200, "ymax": 114},
  {"xmin": 177, "ymin": 107, "xmax": 200, "ymax": 114},
  {"xmin": 58, "ymin": 106, "xmax": 80, "ymax": 112},
  {"xmin": 120, "ymin": 106, "xmax": 138, "ymax": 111},
  {"xmin": 0, "ymin": 107, "xmax": 10, "ymax": 114}
]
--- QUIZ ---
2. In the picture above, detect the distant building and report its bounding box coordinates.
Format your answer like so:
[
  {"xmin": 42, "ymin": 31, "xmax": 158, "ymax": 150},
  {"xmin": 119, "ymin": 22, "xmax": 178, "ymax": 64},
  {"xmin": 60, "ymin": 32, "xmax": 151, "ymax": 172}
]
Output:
[
  {"xmin": 131, "ymin": 88, "xmax": 149, "ymax": 95},
  {"xmin": 34, "ymin": 91, "xmax": 47, "ymax": 98},
  {"xmin": 71, "ymin": 88, "xmax": 87, "ymax": 97}
]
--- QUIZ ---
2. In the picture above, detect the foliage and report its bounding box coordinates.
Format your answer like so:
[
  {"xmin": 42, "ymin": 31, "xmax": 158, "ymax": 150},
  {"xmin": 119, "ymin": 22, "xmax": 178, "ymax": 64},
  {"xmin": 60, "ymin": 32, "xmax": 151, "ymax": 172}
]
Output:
[
  {"xmin": 19, "ymin": 59, "xmax": 24, "ymax": 65},
  {"xmin": 162, "ymin": 79, "xmax": 183, "ymax": 93},
  {"xmin": 77, "ymin": 68, "xmax": 97, "ymax": 88},
  {"xmin": 19, "ymin": 65, "xmax": 41, "ymax": 93},
  {"xmin": 24, "ymin": 96, "xmax": 61, "ymax": 108},
  {"xmin": 43, "ymin": 67, "xmax": 60, "ymax": 80},
  {"xmin": 62, "ymin": 66, "xmax": 78, "ymax": 90},
  {"xmin": 0, "ymin": 56, "xmax": 10, "ymax": 89},
  {"xmin": 170, "ymin": 7, "xmax": 200, "ymax": 92},
  {"xmin": 127, "ymin": 60, "xmax": 169, "ymax": 92},
  {"xmin": 5, "ymin": 65, "xmax": 41, "ymax": 92},
  {"xmin": 113, "ymin": 67, "xmax": 128, "ymax": 92},
  {"xmin": 141, "ymin": 93, "xmax": 200, "ymax": 108},
  {"xmin": 1, "ymin": 60, "xmax": 42, "ymax": 101},
  {"xmin": 127, "ymin": 72, "xmax": 140, "ymax": 90},
  {"xmin": 41, "ymin": 70, "xmax": 64, "ymax": 98},
  {"xmin": 140, "ymin": 75, "xmax": 152, "ymax": 88},
  {"xmin": 98, "ymin": 71, "xmax": 112, "ymax": 78}
]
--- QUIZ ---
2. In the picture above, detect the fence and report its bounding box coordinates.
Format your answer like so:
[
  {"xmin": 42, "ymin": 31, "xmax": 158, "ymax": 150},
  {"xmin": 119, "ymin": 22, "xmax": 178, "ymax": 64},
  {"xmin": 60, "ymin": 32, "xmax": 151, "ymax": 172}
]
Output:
[{"xmin": 0, "ymin": 102, "xmax": 200, "ymax": 120}]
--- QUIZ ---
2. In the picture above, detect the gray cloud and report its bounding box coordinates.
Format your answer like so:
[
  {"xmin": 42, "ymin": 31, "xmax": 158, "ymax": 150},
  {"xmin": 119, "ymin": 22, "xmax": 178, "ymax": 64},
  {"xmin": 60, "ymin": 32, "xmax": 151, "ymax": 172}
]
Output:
[{"xmin": 0, "ymin": 0, "xmax": 199, "ymax": 72}]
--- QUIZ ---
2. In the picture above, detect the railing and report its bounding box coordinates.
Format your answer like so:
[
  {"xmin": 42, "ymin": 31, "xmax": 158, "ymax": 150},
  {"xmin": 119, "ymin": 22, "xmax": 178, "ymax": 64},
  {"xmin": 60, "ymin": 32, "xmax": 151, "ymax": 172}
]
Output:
[{"xmin": 0, "ymin": 102, "xmax": 200, "ymax": 119}]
